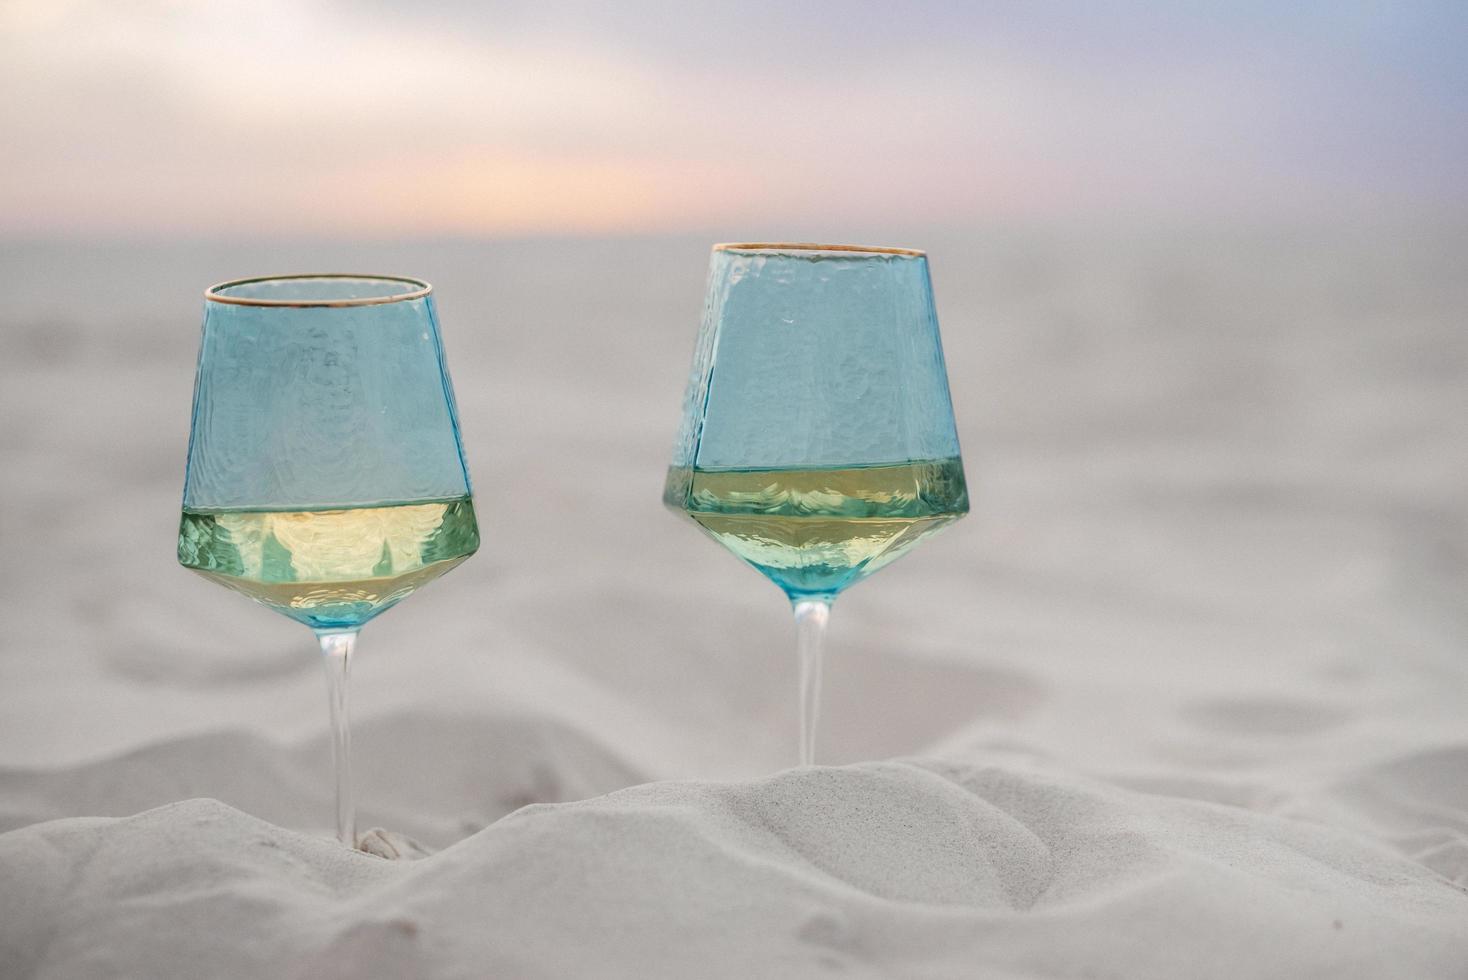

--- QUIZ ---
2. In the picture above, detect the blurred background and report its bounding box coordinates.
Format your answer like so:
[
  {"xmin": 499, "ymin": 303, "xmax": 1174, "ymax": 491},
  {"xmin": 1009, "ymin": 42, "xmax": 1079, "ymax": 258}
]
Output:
[{"xmin": 0, "ymin": 1, "xmax": 1464, "ymax": 822}]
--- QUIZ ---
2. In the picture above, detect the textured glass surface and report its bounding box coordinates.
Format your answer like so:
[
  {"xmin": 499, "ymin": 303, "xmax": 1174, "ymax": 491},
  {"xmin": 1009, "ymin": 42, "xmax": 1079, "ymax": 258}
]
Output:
[
  {"xmin": 666, "ymin": 245, "xmax": 968, "ymax": 601},
  {"xmin": 179, "ymin": 275, "xmax": 476, "ymax": 631},
  {"xmin": 673, "ymin": 246, "xmax": 962, "ymax": 471},
  {"xmin": 183, "ymin": 282, "xmax": 470, "ymax": 511},
  {"xmin": 177, "ymin": 274, "xmax": 478, "ymax": 841}
]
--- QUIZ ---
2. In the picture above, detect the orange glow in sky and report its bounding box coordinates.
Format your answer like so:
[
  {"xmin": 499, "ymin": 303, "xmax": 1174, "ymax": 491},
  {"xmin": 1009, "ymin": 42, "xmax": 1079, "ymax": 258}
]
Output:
[{"xmin": 2, "ymin": 0, "xmax": 1463, "ymax": 237}]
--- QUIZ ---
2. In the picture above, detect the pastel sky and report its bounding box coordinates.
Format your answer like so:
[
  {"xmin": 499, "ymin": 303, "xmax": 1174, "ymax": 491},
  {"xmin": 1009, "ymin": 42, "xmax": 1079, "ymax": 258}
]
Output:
[{"xmin": 2, "ymin": 0, "xmax": 1464, "ymax": 237}]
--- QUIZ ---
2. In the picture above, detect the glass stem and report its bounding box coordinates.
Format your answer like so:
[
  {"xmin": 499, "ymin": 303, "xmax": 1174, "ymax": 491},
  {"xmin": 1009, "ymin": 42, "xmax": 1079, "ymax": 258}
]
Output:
[
  {"xmin": 792, "ymin": 598, "xmax": 832, "ymax": 767},
  {"xmin": 316, "ymin": 630, "xmax": 357, "ymax": 847}
]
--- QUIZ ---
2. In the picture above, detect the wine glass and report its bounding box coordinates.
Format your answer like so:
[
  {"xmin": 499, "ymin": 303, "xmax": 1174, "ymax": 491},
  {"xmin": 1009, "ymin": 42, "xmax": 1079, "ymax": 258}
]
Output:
[
  {"xmin": 177, "ymin": 274, "xmax": 478, "ymax": 846},
  {"xmin": 663, "ymin": 244, "xmax": 968, "ymax": 766}
]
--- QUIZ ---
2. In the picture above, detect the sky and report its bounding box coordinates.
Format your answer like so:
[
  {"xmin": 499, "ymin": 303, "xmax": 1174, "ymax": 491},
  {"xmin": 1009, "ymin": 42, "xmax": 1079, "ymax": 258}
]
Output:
[{"xmin": 1, "ymin": 0, "xmax": 1464, "ymax": 238}]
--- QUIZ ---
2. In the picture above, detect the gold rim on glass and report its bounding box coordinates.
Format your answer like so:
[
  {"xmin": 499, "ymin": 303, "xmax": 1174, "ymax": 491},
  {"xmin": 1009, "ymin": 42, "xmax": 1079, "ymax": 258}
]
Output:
[
  {"xmin": 204, "ymin": 273, "xmax": 433, "ymax": 308},
  {"xmin": 713, "ymin": 243, "xmax": 925, "ymax": 257}
]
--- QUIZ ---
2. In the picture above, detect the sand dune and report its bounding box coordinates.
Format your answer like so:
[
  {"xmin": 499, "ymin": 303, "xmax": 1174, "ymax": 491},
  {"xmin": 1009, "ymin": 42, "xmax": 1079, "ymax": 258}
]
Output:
[
  {"xmin": 3, "ymin": 760, "xmax": 1465, "ymax": 979},
  {"xmin": 0, "ymin": 710, "xmax": 643, "ymax": 848}
]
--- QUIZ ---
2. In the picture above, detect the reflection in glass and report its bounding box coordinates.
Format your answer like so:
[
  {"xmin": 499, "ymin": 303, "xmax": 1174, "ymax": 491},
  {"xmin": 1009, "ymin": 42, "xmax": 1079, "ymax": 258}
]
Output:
[
  {"xmin": 179, "ymin": 274, "xmax": 478, "ymax": 845},
  {"xmin": 665, "ymin": 244, "xmax": 968, "ymax": 765}
]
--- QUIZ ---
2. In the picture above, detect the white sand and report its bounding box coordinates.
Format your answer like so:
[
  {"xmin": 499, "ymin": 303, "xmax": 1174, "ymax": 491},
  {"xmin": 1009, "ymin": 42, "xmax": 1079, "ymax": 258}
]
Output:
[{"xmin": 1, "ymin": 230, "xmax": 1466, "ymax": 976}]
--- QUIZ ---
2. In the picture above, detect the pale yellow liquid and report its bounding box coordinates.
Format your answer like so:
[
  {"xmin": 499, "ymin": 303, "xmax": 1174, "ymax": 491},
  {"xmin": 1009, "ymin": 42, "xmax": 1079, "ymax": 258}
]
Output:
[
  {"xmin": 664, "ymin": 458, "xmax": 967, "ymax": 598},
  {"xmin": 178, "ymin": 496, "xmax": 479, "ymax": 629}
]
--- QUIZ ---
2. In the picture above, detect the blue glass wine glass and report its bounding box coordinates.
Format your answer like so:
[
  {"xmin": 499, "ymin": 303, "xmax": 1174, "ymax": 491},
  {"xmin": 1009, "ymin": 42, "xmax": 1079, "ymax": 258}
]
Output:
[
  {"xmin": 664, "ymin": 244, "xmax": 968, "ymax": 766},
  {"xmin": 178, "ymin": 274, "xmax": 478, "ymax": 845}
]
